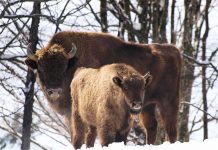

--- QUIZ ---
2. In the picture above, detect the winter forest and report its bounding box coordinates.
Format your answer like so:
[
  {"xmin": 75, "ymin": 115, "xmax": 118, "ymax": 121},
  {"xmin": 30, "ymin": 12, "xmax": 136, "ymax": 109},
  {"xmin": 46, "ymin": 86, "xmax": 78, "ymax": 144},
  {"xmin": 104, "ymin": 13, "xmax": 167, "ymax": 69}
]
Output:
[{"xmin": 0, "ymin": 0, "xmax": 218, "ymax": 150}]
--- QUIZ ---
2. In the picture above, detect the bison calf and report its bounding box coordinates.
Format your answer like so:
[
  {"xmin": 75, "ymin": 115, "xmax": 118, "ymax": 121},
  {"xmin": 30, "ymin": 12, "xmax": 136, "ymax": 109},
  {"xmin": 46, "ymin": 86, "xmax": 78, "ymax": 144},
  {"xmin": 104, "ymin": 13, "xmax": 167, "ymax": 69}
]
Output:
[{"xmin": 70, "ymin": 63, "xmax": 152, "ymax": 149}]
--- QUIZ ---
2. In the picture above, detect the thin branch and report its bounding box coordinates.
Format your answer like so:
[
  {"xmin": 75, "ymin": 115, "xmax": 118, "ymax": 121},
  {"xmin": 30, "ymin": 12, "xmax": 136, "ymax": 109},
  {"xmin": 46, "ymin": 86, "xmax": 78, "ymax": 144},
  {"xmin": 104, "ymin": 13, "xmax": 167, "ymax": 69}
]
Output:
[
  {"xmin": 0, "ymin": 106, "xmax": 23, "ymax": 118},
  {"xmin": 0, "ymin": 55, "xmax": 27, "ymax": 61},
  {"xmin": 0, "ymin": 125, "xmax": 48, "ymax": 150},
  {"xmin": 181, "ymin": 102, "xmax": 218, "ymax": 122},
  {"xmin": 183, "ymin": 53, "xmax": 218, "ymax": 73},
  {"xmin": 54, "ymin": 0, "xmax": 71, "ymax": 33}
]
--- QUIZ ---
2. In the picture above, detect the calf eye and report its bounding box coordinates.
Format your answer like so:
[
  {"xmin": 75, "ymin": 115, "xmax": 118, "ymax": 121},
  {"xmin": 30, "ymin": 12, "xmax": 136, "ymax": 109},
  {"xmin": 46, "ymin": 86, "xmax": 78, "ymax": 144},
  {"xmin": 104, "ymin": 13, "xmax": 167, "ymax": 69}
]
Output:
[{"xmin": 123, "ymin": 86, "xmax": 128, "ymax": 90}]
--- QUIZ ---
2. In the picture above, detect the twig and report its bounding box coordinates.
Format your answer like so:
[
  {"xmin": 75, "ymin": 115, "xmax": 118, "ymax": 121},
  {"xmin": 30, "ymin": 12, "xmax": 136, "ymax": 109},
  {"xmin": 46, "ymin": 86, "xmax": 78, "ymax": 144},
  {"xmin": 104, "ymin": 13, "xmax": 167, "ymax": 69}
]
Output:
[
  {"xmin": 181, "ymin": 102, "xmax": 218, "ymax": 122},
  {"xmin": 0, "ymin": 106, "xmax": 23, "ymax": 118},
  {"xmin": 183, "ymin": 53, "xmax": 218, "ymax": 73}
]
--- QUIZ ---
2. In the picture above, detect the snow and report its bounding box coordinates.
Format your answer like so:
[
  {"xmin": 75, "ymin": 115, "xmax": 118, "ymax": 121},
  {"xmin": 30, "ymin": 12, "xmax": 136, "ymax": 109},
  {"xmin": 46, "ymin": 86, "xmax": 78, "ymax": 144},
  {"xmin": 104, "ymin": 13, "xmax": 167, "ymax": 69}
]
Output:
[
  {"xmin": 159, "ymin": 0, "xmax": 165, "ymax": 11},
  {"xmin": 64, "ymin": 139, "xmax": 218, "ymax": 150},
  {"xmin": 137, "ymin": 6, "xmax": 143, "ymax": 14},
  {"xmin": 133, "ymin": 23, "xmax": 142, "ymax": 30},
  {"xmin": 198, "ymin": 60, "xmax": 211, "ymax": 65},
  {"xmin": 23, "ymin": 82, "xmax": 32, "ymax": 93},
  {"xmin": 106, "ymin": 3, "xmax": 113, "ymax": 10}
]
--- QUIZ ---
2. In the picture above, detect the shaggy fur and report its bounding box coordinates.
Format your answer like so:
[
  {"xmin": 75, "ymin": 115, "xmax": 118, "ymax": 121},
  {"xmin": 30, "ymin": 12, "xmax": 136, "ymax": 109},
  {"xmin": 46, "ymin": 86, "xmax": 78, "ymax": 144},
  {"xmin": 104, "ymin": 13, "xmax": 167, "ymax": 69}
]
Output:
[
  {"xmin": 70, "ymin": 63, "xmax": 152, "ymax": 149},
  {"xmin": 25, "ymin": 31, "xmax": 182, "ymax": 144}
]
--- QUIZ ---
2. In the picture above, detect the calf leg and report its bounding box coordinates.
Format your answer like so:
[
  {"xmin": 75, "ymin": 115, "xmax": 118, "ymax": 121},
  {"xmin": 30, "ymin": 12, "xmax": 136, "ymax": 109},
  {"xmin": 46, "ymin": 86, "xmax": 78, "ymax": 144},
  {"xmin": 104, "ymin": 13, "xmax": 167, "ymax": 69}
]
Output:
[
  {"xmin": 116, "ymin": 119, "xmax": 132, "ymax": 144},
  {"xmin": 86, "ymin": 126, "xmax": 97, "ymax": 148},
  {"xmin": 98, "ymin": 127, "xmax": 116, "ymax": 147},
  {"xmin": 115, "ymin": 130, "xmax": 129, "ymax": 144},
  {"xmin": 140, "ymin": 104, "xmax": 157, "ymax": 144},
  {"xmin": 71, "ymin": 112, "xmax": 85, "ymax": 149},
  {"xmin": 97, "ymin": 119, "xmax": 116, "ymax": 147}
]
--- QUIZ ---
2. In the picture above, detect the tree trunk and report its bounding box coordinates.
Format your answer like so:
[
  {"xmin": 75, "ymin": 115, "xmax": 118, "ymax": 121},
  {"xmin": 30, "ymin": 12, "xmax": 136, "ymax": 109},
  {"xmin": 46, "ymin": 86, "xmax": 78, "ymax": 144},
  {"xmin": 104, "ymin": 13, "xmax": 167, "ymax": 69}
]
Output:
[
  {"xmin": 179, "ymin": 0, "xmax": 196, "ymax": 142},
  {"xmin": 21, "ymin": 2, "xmax": 40, "ymax": 150},
  {"xmin": 100, "ymin": 0, "xmax": 108, "ymax": 32},
  {"xmin": 117, "ymin": 1, "xmax": 125, "ymax": 39},
  {"xmin": 138, "ymin": 0, "xmax": 150, "ymax": 43},
  {"xmin": 152, "ymin": 0, "xmax": 160, "ymax": 42},
  {"xmin": 201, "ymin": 0, "xmax": 211, "ymax": 140},
  {"xmin": 151, "ymin": 0, "xmax": 168, "ymax": 43},
  {"xmin": 123, "ymin": 0, "xmax": 135, "ymax": 42},
  {"xmin": 159, "ymin": 0, "xmax": 168, "ymax": 43},
  {"xmin": 171, "ymin": 0, "xmax": 176, "ymax": 44}
]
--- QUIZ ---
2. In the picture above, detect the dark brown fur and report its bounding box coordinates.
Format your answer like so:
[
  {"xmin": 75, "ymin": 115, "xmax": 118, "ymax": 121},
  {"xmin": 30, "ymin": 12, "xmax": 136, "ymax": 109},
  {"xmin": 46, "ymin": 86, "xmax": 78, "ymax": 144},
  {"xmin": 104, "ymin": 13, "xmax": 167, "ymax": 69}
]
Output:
[
  {"xmin": 36, "ymin": 44, "xmax": 72, "ymax": 117},
  {"xmin": 71, "ymin": 63, "xmax": 151, "ymax": 149},
  {"xmin": 25, "ymin": 31, "xmax": 182, "ymax": 144}
]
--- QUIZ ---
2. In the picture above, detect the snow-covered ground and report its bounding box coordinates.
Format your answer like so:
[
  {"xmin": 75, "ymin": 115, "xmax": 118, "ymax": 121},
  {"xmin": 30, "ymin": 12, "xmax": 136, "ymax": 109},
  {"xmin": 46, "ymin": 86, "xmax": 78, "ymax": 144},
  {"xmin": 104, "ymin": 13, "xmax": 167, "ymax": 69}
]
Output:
[
  {"xmin": 63, "ymin": 139, "xmax": 218, "ymax": 150},
  {"xmin": 3, "ymin": 138, "xmax": 218, "ymax": 150}
]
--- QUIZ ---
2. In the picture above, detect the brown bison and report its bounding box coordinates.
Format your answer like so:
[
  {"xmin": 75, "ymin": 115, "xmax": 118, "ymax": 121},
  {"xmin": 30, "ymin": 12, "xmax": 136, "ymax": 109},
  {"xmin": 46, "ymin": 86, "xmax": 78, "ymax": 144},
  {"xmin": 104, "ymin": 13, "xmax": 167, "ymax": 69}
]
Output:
[
  {"xmin": 70, "ymin": 63, "xmax": 152, "ymax": 149},
  {"xmin": 25, "ymin": 31, "xmax": 182, "ymax": 144}
]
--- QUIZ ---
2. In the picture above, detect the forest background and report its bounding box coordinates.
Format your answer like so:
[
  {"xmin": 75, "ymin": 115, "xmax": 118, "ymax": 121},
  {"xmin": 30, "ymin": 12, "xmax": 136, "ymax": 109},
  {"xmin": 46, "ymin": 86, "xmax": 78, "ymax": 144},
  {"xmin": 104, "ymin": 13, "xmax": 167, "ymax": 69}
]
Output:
[{"xmin": 0, "ymin": 0, "xmax": 218, "ymax": 149}]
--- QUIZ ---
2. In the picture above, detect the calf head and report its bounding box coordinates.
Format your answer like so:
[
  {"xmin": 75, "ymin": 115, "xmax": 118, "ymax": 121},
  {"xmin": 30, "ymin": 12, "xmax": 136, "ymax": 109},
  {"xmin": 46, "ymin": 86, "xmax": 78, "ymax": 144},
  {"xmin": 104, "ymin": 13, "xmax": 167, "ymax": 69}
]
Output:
[
  {"xmin": 113, "ymin": 72, "xmax": 152, "ymax": 114},
  {"xmin": 25, "ymin": 44, "xmax": 77, "ymax": 100}
]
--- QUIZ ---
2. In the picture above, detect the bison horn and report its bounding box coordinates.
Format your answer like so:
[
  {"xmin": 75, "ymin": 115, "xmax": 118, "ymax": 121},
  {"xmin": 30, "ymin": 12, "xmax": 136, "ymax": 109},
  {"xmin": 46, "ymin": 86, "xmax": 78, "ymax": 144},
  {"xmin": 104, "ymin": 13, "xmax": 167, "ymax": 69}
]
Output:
[
  {"xmin": 68, "ymin": 43, "xmax": 77, "ymax": 59},
  {"xmin": 144, "ymin": 72, "xmax": 151, "ymax": 77},
  {"xmin": 144, "ymin": 72, "xmax": 152, "ymax": 86},
  {"xmin": 27, "ymin": 43, "xmax": 38, "ymax": 61}
]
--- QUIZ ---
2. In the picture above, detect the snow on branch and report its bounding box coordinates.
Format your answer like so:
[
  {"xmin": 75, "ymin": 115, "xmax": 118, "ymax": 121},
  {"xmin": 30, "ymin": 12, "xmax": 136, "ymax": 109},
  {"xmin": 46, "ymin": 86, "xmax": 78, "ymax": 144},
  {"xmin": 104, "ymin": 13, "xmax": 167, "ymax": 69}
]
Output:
[{"xmin": 183, "ymin": 53, "xmax": 218, "ymax": 73}]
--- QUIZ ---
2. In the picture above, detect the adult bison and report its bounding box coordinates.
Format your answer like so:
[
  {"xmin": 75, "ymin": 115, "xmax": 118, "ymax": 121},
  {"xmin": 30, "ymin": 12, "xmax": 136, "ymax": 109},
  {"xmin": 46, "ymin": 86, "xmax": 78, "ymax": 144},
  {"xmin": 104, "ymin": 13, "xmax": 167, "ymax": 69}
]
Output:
[
  {"xmin": 71, "ymin": 63, "xmax": 152, "ymax": 149},
  {"xmin": 25, "ymin": 31, "xmax": 182, "ymax": 144}
]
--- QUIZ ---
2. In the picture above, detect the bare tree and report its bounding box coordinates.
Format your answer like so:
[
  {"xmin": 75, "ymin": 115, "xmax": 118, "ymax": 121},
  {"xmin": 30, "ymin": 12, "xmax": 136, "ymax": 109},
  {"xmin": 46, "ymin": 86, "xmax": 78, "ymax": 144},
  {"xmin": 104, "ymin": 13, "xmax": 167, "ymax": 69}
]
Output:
[
  {"xmin": 21, "ymin": 1, "xmax": 40, "ymax": 150},
  {"xmin": 179, "ymin": 0, "xmax": 198, "ymax": 142},
  {"xmin": 201, "ymin": 0, "xmax": 212, "ymax": 140}
]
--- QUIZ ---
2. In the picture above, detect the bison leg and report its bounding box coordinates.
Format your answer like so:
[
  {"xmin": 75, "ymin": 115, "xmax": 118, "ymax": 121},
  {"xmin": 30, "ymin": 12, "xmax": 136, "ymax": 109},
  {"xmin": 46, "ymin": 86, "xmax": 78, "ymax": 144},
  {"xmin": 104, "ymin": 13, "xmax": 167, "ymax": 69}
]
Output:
[
  {"xmin": 140, "ymin": 104, "xmax": 157, "ymax": 144},
  {"xmin": 86, "ymin": 126, "xmax": 97, "ymax": 148},
  {"xmin": 71, "ymin": 112, "xmax": 85, "ymax": 149},
  {"xmin": 159, "ymin": 100, "xmax": 178, "ymax": 143}
]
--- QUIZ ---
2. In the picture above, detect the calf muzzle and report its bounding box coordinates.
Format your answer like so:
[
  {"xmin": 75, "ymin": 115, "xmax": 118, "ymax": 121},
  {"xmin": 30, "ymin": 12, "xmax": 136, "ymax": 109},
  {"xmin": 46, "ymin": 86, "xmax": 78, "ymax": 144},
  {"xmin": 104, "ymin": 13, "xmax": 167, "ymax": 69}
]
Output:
[
  {"xmin": 47, "ymin": 88, "xmax": 62, "ymax": 100},
  {"xmin": 130, "ymin": 101, "xmax": 142, "ymax": 114}
]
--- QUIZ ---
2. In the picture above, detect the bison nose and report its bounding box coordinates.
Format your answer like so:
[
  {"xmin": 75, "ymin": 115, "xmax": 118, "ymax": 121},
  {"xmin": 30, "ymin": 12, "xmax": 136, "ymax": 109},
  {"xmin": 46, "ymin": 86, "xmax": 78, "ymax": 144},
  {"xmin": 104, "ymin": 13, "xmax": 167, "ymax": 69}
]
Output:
[
  {"xmin": 47, "ymin": 88, "xmax": 62, "ymax": 100},
  {"xmin": 132, "ymin": 101, "xmax": 142, "ymax": 110}
]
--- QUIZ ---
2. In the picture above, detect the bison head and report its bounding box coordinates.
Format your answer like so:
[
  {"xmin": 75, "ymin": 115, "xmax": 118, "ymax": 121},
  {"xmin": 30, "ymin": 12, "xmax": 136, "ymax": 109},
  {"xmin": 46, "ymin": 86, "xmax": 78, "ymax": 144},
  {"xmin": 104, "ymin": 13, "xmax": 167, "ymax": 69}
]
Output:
[
  {"xmin": 25, "ymin": 44, "xmax": 77, "ymax": 100},
  {"xmin": 113, "ymin": 72, "xmax": 152, "ymax": 114}
]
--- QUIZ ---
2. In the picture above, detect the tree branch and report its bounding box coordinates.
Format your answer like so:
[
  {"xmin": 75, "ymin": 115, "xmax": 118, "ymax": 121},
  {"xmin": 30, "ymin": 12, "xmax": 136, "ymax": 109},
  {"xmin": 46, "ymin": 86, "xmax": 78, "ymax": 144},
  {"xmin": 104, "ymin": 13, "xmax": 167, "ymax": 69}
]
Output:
[{"xmin": 181, "ymin": 102, "xmax": 218, "ymax": 122}]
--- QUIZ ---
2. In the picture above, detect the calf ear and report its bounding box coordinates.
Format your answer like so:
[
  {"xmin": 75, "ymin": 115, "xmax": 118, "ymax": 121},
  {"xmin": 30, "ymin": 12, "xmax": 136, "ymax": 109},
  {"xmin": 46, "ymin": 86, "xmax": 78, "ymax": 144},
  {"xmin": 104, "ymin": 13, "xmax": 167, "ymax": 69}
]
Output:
[
  {"xmin": 25, "ymin": 58, "xmax": 37, "ymax": 70},
  {"xmin": 113, "ymin": 76, "xmax": 124, "ymax": 87},
  {"xmin": 144, "ymin": 72, "xmax": 152, "ymax": 87}
]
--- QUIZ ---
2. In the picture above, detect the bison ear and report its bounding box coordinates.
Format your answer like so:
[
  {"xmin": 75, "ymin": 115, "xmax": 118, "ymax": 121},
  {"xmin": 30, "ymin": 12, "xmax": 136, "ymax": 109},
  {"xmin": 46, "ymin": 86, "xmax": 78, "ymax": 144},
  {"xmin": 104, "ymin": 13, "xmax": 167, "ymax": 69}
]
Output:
[
  {"xmin": 113, "ymin": 76, "xmax": 124, "ymax": 87},
  {"xmin": 144, "ymin": 72, "xmax": 152, "ymax": 87},
  {"xmin": 25, "ymin": 58, "xmax": 37, "ymax": 70}
]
